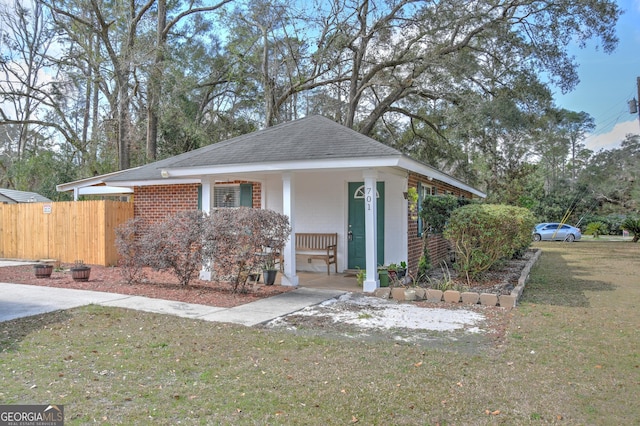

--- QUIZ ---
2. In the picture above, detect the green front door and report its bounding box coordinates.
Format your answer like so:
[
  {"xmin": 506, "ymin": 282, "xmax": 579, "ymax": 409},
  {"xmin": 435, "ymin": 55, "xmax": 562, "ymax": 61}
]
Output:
[{"xmin": 347, "ymin": 182, "xmax": 384, "ymax": 269}]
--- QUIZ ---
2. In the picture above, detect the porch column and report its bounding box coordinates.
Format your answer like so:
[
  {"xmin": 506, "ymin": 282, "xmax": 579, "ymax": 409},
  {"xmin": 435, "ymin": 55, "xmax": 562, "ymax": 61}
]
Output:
[
  {"xmin": 363, "ymin": 170, "xmax": 379, "ymax": 292},
  {"xmin": 199, "ymin": 178, "xmax": 213, "ymax": 280},
  {"xmin": 281, "ymin": 172, "xmax": 299, "ymax": 286},
  {"xmin": 201, "ymin": 178, "xmax": 212, "ymax": 214}
]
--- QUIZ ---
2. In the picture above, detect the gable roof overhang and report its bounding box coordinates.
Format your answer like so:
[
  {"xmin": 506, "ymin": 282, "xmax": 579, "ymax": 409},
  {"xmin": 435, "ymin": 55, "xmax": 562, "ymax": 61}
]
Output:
[
  {"xmin": 56, "ymin": 116, "xmax": 486, "ymax": 199},
  {"xmin": 104, "ymin": 155, "xmax": 485, "ymax": 199},
  {"xmin": 56, "ymin": 170, "xmax": 137, "ymax": 199}
]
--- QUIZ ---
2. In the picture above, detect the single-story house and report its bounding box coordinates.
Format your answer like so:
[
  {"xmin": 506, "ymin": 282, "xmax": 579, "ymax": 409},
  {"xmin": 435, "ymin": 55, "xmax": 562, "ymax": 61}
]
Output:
[
  {"xmin": 0, "ymin": 188, "xmax": 52, "ymax": 204},
  {"xmin": 57, "ymin": 115, "xmax": 485, "ymax": 291}
]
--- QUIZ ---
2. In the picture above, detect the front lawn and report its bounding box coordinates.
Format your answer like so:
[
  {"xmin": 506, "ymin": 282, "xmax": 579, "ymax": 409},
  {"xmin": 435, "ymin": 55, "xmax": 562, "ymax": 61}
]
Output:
[{"xmin": 1, "ymin": 241, "xmax": 639, "ymax": 424}]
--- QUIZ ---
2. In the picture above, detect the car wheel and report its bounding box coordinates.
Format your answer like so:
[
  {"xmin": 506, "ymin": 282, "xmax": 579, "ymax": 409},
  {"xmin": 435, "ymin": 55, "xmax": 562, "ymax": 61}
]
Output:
[
  {"xmin": 565, "ymin": 234, "xmax": 575, "ymax": 242},
  {"xmin": 533, "ymin": 234, "xmax": 541, "ymax": 242}
]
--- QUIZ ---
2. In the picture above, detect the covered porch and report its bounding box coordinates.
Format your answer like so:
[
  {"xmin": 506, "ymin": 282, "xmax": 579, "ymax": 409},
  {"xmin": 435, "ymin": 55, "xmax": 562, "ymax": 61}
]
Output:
[
  {"xmin": 195, "ymin": 167, "xmax": 409, "ymax": 292},
  {"xmin": 262, "ymin": 270, "xmax": 364, "ymax": 293}
]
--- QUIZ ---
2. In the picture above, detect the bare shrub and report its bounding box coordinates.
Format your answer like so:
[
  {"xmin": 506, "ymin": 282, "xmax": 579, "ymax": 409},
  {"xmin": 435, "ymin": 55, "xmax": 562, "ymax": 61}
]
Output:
[
  {"xmin": 115, "ymin": 218, "xmax": 148, "ymax": 284},
  {"xmin": 203, "ymin": 207, "xmax": 291, "ymax": 293},
  {"xmin": 142, "ymin": 210, "xmax": 207, "ymax": 286}
]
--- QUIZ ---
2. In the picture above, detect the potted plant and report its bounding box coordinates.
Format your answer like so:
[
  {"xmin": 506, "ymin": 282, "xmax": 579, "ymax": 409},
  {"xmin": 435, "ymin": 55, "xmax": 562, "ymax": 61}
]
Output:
[
  {"xmin": 262, "ymin": 254, "xmax": 278, "ymax": 285},
  {"xmin": 33, "ymin": 263, "xmax": 53, "ymax": 278},
  {"xmin": 71, "ymin": 260, "xmax": 91, "ymax": 282},
  {"xmin": 377, "ymin": 265, "xmax": 389, "ymax": 288},
  {"xmin": 355, "ymin": 267, "xmax": 366, "ymax": 287},
  {"xmin": 387, "ymin": 263, "xmax": 399, "ymax": 282},
  {"xmin": 397, "ymin": 261, "xmax": 407, "ymax": 278}
]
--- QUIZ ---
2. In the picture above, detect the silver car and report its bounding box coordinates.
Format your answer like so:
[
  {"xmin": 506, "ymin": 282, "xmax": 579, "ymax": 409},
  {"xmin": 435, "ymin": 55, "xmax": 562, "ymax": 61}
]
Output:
[{"xmin": 533, "ymin": 223, "xmax": 582, "ymax": 242}]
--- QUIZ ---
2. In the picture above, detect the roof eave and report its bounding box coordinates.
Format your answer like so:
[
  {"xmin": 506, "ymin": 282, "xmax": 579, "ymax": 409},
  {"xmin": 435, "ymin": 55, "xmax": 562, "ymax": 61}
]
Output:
[
  {"xmin": 56, "ymin": 169, "xmax": 138, "ymax": 192},
  {"xmin": 398, "ymin": 157, "xmax": 486, "ymax": 198},
  {"xmin": 140, "ymin": 157, "xmax": 406, "ymax": 179}
]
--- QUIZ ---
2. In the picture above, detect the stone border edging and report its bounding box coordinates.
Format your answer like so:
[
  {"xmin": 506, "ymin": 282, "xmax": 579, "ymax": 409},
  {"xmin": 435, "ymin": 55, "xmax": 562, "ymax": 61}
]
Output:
[{"xmin": 372, "ymin": 248, "xmax": 542, "ymax": 309}]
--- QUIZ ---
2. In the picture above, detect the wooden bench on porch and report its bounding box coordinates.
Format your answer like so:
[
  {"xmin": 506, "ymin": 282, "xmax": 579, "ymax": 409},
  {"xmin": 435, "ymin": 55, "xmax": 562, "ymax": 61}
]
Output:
[{"xmin": 295, "ymin": 232, "xmax": 338, "ymax": 275}]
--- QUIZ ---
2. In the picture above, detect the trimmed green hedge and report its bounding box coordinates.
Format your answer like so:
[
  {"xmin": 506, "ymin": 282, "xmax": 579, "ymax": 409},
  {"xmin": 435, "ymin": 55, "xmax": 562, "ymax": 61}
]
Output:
[
  {"xmin": 444, "ymin": 204, "xmax": 536, "ymax": 281},
  {"xmin": 420, "ymin": 195, "xmax": 470, "ymax": 234}
]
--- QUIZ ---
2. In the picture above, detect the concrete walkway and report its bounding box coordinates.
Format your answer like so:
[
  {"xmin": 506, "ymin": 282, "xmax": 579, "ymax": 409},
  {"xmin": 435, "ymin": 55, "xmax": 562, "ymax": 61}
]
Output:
[
  {"xmin": 0, "ymin": 260, "xmax": 346, "ymax": 325},
  {"xmin": 0, "ymin": 282, "xmax": 345, "ymax": 325}
]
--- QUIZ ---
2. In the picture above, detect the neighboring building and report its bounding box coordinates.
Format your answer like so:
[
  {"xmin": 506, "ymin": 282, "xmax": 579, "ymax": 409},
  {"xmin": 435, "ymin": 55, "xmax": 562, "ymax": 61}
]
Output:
[
  {"xmin": 57, "ymin": 115, "xmax": 485, "ymax": 291},
  {"xmin": 0, "ymin": 188, "xmax": 52, "ymax": 204}
]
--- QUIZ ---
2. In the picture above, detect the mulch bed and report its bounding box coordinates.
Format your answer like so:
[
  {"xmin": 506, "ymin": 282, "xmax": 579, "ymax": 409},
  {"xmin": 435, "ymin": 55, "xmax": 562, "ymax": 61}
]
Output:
[
  {"xmin": 0, "ymin": 263, "xmax": 293, "ymax": 308},
  {"xmin": 422, "ymin": 249, "xmax": 536, "ymax": 295}
]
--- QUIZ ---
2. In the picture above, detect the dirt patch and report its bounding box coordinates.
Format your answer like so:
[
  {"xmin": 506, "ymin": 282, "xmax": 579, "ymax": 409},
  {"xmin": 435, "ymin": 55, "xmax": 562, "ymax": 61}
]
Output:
[{"xmin": 261, "ymin": 293, "xmax": 512, "ymax": 353}]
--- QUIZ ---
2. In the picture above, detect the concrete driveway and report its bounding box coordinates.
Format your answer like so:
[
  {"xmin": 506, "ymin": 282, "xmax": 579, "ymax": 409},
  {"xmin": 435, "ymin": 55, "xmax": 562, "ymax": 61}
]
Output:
[{"xmin": 0, "ymin": 282, "xmax": 138, "ymax": 322}]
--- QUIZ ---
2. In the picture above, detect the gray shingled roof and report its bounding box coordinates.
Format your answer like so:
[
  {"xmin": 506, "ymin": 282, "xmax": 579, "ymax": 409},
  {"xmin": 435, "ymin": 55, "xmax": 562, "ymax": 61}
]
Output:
[
  {"xmin": 0, "ymin": 188, "xmax": 52, "ymax": 203},
  {"xmin": 106, "ymin": 115, "xmax": 402, "ymax": 182}
]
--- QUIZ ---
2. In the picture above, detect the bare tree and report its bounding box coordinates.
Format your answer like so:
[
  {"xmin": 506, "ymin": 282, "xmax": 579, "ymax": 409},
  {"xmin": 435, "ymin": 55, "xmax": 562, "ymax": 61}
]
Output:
[{"xmin": 0, "ymin": 0, "xmax": 57, "ymax": 158}]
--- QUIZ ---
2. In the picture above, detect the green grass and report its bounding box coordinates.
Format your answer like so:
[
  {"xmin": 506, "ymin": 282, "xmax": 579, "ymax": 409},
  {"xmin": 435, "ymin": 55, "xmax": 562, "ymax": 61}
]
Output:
[{"xmin": 1, "ymin": 241, "xmax": 640, "ymax": 424}]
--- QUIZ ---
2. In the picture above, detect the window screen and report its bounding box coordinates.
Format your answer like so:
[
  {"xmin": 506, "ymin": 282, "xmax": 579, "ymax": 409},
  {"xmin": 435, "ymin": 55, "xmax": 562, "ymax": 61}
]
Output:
[{"xmin": 214, "ymin": 185, "xmax": 241, "ymax": 208}]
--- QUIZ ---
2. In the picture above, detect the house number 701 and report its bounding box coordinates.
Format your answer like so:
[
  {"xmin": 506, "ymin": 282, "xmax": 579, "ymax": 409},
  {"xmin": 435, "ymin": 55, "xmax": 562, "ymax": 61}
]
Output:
[{"xmin": 366, "ymin": 187, "xmax": 372, "ymax": 210}]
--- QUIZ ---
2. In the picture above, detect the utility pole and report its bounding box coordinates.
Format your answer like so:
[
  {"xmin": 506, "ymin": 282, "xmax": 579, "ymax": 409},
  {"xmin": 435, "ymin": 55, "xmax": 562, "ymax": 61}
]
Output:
[{"xmin": 629, "ymin": 76, "xmax": 640, "ymax": 127}]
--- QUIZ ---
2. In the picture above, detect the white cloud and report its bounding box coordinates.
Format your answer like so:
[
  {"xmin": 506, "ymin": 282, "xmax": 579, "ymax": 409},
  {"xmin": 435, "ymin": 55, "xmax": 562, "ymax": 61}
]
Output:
[{"xmin": 585, "ymin": 120, "xmax": 640, "ymax": 151}]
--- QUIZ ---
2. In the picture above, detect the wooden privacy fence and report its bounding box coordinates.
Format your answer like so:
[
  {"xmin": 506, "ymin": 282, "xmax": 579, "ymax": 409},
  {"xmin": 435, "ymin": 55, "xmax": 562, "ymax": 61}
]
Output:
[{"xmin": 0, "ymin": 200, "xmax": 133, "ymax": 266}]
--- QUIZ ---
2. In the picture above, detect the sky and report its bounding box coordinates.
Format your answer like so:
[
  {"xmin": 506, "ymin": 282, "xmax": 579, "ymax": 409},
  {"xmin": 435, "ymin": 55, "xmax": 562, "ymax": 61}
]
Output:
[{"xmin": 553, "ymin": 0, "xmax": 640, "ymax": 152}]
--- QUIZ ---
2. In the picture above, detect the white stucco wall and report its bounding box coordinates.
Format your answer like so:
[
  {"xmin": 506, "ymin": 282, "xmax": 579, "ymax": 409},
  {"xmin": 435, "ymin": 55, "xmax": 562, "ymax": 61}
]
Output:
[
  {"xmin": 382, "ymin": 174, "xmax": 408, "ymax": 267},
  {"xmin": 262, "ymin": 169, "xmax": 408, "ymax": 273}
]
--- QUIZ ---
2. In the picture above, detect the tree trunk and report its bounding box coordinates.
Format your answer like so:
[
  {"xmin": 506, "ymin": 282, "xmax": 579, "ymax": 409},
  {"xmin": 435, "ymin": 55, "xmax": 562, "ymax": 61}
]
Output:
[
  {"xmin": 146, "ymin": 0, "xmax": 166, "ymax": 161},
  {"xmin": 261, "ymin": 23, "xmax": 276, "ymax": 127},
  {"xmin": 117, "ymin": 74, "xmax": 130, "ymax": 170}
]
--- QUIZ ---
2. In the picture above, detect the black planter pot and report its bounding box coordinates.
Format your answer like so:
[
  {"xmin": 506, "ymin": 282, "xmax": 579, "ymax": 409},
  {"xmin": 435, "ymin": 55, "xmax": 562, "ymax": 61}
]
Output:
[
  {"xmin": 33, "ymin": 264, "xmax": 53, "ymax": 279},
  {"xmin": 263, "ymin": 269, "xmax": 278, "ymax": 285},
  {"xmin": 71, "ymin": 266, "xmax": 91, "ymax": 282}
]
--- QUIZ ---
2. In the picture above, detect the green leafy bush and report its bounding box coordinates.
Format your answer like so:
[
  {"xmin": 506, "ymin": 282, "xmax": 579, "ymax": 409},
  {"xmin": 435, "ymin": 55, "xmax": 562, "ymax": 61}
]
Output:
[
  {"xmin": 444, "ymin": 204, "xmax": 536, "ymax": 282},
  {"xmin": 420, "ymin": 195, "xmax": 470, "ymax": 234},
  {"xmin": 580, "ymin": 214, "xmax": 625, "ymax": 235},
  {"xmin": 621, "ymin": 217, "xmax": 640, "ymax": 243},
  {"xmin": 585, "ymin": 221, "xmax": 608, "ymax": 238},
  {"xmin": 418, "ymin": 195, "xmax": 471, "ymax": 275}
]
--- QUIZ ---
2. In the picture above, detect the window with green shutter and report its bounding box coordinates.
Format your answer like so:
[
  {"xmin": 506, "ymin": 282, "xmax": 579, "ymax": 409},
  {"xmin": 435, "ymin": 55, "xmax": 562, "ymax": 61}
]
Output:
[
  {"xmin": 212, "ymin": 184, "xmax": 254, "ymax": 208},
  {"xmin": 240, "ymin": 183, "xmax": 253, "ymax": 207}
]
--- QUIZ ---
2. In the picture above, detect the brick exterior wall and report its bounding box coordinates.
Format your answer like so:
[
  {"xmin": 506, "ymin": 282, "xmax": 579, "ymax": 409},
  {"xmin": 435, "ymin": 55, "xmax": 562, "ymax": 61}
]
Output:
[
  {"xmin": 134, "ymin": 184, "xmax": 200, "ymax": 226},
  {"xmin": 406, "ymin": 172, "xmax": 473, "ymax": 276},
  {"xmin": 133, "ymin": 181, "xmax": 262, "ymax": 226},
  {"xmin": 252, "ymin": 182, "xmax": 262, "ymax": 208}
]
